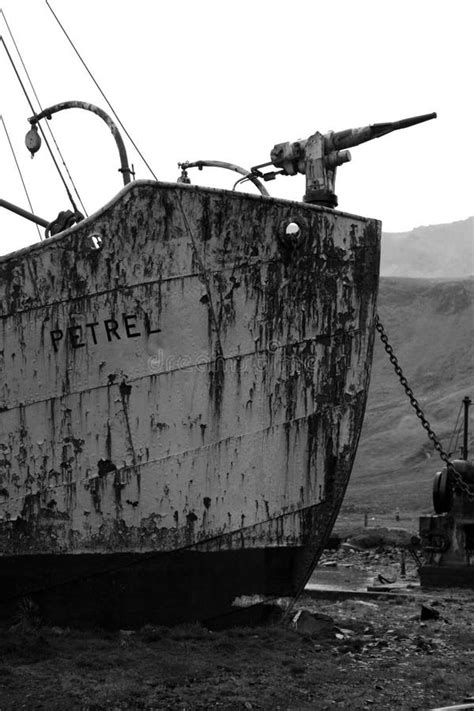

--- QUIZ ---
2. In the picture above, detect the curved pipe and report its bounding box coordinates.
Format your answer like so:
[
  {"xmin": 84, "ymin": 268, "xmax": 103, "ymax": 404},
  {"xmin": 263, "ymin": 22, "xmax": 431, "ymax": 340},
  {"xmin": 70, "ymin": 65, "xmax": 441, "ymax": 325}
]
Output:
[
  {"xmin": 181, "ymin": 160, "xmax": 269, "ymax": 197},
  {"xmin": 29, "ymin": 101, "xmax": 132, "ymax": 185}
]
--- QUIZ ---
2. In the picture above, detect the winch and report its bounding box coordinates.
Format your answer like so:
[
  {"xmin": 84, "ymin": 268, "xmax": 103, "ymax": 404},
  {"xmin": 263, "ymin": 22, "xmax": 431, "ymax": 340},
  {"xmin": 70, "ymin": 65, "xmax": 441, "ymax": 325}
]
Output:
[{"xmin": 420, "ymin": 397, "xmax": 474, "ymax": 586}]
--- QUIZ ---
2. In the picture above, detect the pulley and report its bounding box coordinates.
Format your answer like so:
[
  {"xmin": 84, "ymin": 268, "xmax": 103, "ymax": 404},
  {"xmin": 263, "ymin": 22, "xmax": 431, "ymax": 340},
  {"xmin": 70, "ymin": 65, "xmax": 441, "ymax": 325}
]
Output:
[{"xmin": 25, "ymin": 124, "xmax": 41, "ymax": 157}]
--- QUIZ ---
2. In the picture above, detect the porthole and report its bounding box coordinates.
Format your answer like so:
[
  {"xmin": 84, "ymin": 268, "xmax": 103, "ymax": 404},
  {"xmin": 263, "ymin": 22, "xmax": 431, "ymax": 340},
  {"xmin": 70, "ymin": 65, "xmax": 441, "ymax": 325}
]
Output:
[
  {"xmin": 89, "ymin": 233, "xmax": 103, "ymax": 250},
  {"xmin": 285, "ymin": 222, "xmax": 301, "ymax": 239}
]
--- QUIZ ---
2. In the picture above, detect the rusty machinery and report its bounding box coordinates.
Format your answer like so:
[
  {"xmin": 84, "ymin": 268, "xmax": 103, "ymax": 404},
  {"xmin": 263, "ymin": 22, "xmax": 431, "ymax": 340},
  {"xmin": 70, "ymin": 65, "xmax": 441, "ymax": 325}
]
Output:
[
  {"xmin": 179, "ymin": 112, "xmax": 437, "ymax": 208},
  {"xmin": 420, "ymin": 397, "xmax": 474, "ymax": 586}
]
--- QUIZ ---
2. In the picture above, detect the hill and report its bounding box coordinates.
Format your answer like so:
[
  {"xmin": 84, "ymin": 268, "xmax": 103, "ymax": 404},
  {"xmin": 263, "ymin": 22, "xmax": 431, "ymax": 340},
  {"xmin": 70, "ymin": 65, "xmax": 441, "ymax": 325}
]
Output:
[
  {"xmin": 381, "ymin": 216, "xmax": 473, "ymax": 278},
  {"xmin": 345, "ymin": 276, "xmax": 474, "ymax": 516}
]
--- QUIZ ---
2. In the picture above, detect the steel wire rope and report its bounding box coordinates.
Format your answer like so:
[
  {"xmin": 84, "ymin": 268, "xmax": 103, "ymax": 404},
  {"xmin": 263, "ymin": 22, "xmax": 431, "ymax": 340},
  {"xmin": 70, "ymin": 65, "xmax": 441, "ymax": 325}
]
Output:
[
  {"xmin": 45, "ymin": 0, "xmax": 158, "ymax": 182},
  {"xmin": 0, "ymin": 7, "xmax": 281, "ymax": 623},
  {"xmin": 0, "ymin": 115, "xmax": 42, "ymax": 241},
  {"xmin": 0, "ymin": 36, "xmax": 79, "ymax": 215},
  {"xmin": 0, "ymin": 9, "xmax": 87, "ymax": 216}
]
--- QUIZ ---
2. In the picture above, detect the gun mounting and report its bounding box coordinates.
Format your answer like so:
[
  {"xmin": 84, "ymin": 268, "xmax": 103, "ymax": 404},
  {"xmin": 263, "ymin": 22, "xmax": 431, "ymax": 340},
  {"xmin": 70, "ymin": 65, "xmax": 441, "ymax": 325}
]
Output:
[{"xmin": 253, "ymin": 111, "xmax": 437, "ymax": 208}]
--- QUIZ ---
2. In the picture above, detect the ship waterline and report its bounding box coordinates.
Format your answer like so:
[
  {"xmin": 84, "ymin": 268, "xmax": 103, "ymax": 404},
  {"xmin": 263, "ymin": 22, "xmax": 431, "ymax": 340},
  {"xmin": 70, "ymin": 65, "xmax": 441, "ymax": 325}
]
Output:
[{"xmin": 0, "ymin": 180, "xmax": 380, "ymax": 626}]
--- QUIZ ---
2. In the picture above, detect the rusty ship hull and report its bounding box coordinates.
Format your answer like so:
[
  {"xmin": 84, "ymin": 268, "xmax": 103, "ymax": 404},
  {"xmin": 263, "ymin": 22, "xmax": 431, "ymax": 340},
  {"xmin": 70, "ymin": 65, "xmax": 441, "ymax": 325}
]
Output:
[{"xmin": 0, "ymin": 180, "xmax": 380, "ymax": 627}]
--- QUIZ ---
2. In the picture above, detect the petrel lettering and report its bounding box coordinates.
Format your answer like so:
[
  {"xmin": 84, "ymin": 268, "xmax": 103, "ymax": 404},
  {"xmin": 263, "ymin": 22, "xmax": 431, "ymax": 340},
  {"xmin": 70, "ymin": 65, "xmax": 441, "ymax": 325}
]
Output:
[{"xmin": 50, "ymin": 312, "xmax": 161, "ymax": 351}]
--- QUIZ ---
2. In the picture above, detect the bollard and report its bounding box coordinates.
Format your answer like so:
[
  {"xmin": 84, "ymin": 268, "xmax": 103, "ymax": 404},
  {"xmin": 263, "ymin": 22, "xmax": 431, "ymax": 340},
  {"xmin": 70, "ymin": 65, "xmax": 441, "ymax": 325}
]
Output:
[{"xmin": 400, "ymin": 548, "xmax": 406, "ymax": 578}]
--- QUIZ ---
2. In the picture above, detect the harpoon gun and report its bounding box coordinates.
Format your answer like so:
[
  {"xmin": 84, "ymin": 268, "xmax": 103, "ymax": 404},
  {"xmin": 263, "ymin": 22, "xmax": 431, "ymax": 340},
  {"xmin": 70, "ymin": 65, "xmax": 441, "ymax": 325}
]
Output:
[{"xmin": 252, "ymin": 112, "xmax": 437, "ymax": 207}]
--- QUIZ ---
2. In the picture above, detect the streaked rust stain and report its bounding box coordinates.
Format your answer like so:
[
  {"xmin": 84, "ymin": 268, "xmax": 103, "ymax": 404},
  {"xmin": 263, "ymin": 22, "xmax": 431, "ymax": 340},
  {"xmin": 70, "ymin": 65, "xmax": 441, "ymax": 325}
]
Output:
[{"xmin": 0, "ymin": 181, "xmax": 380, "ymax": 556}]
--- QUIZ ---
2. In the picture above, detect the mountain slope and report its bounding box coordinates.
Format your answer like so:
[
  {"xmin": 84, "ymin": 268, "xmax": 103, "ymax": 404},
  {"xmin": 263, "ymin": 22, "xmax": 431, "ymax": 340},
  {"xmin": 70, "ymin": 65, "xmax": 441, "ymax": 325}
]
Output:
[
  {"xmin": 345, "ymin": 277, "xmax": 474, "ymax": 515},
  {"xmin": 381, "ymin": 216, "xmax": 474, "ymax": 278}
]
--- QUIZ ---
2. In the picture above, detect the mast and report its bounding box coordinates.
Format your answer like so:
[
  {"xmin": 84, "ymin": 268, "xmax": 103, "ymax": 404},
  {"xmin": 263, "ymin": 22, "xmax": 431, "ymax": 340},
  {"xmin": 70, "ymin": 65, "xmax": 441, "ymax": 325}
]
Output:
[{"xmin": 462, "ymin": 396, "xmax": 471, "ymax": 460}]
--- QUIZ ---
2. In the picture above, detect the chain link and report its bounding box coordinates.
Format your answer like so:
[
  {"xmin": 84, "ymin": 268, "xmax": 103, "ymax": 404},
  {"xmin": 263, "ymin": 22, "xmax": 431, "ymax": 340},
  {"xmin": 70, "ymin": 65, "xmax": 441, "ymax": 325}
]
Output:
[{"xmin": 375, "ymin": 314, "xmax": 474, "ymax": 500}]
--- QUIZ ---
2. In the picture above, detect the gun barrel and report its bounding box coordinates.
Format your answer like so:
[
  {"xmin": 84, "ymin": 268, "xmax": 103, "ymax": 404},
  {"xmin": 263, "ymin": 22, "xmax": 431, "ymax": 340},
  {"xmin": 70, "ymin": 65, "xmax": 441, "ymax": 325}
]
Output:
[{"xmin": 327, "ymin": 112, "xmax": 437, "ymax": 151}]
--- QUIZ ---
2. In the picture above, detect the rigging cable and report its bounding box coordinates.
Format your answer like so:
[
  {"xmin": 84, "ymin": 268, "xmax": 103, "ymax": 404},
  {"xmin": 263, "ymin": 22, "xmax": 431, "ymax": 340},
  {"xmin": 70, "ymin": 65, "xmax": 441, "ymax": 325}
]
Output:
[
  {"xmin": 0, "ymin": 35, "xmax": 80, "ymax": 215},
  {"xmin": 0, "ymin": 114, "xmax": 42, "ymax": 241},
  {"xmin": 45, "ymin": 0, "xmax": 158, "ymax": 182},
  {"xmin": 0, "ymin": 9, "xmax": 87, "ymax": 217}
]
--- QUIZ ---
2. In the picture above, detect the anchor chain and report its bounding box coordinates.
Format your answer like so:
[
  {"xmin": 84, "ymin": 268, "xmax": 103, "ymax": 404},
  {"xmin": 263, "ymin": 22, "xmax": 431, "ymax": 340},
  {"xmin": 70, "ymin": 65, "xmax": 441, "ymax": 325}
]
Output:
[{"xmin": 375, "ymin": 314, "xmax": 474, "ymax": 501}]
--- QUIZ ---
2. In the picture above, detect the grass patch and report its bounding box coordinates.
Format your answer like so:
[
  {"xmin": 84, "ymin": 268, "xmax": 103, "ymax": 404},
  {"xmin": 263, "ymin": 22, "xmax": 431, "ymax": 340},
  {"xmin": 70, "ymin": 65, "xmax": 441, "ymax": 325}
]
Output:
[
  {"xmin": 0, "ymin": 627, "xmax": 52, "ymax": 663},
  {"xmin": 168, "ymin": 622, "xmax": 209, "ymax": 641}
]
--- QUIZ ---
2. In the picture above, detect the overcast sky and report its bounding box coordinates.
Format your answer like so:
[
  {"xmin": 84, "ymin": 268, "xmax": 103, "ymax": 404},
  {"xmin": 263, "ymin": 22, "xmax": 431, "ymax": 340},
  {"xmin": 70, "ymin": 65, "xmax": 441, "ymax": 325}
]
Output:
[{"xmin": 0, "ymin": 0, "xmax": 472, "ymax": 255}]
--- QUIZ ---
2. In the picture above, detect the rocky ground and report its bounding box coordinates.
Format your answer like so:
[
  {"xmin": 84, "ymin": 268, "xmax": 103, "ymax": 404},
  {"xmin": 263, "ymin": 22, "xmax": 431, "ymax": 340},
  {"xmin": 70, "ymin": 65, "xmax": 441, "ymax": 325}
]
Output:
[{"xmin": 1, "ymin": 535, "xmax": 474, "ymax": 710}]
